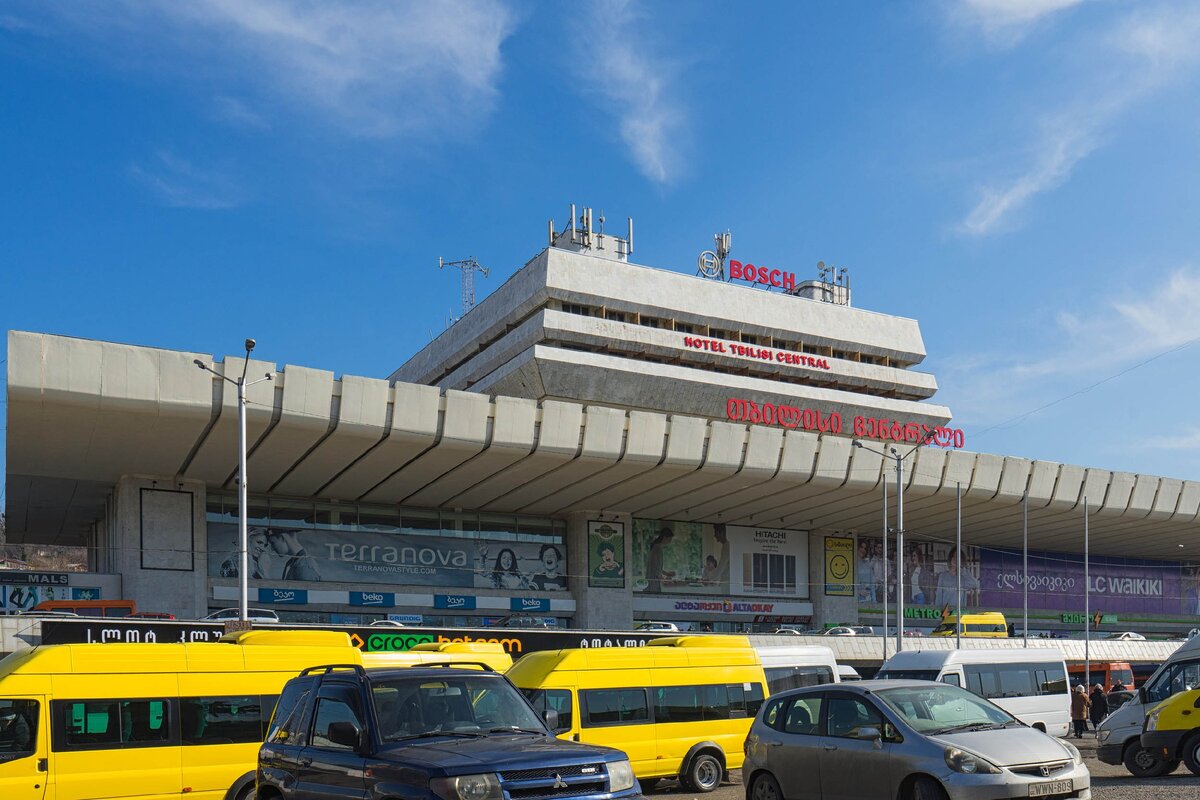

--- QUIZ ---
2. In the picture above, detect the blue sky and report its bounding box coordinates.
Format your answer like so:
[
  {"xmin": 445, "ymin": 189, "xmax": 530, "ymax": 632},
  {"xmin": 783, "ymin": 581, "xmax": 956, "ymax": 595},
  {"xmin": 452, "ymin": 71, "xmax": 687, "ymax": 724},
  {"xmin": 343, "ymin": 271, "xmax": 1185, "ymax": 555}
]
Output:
[{"xmin": 3, "ymin": 0, "xmax": 1200, "ymax": 496}]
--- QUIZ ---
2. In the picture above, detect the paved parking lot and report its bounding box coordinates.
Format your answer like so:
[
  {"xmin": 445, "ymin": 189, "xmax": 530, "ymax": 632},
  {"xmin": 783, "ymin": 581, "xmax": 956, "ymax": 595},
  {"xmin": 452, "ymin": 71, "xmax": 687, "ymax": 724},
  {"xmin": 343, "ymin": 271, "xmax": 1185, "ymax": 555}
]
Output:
[{"xmin": 643, "ymin": 736, "xmax": 1200, "ymax": 800}]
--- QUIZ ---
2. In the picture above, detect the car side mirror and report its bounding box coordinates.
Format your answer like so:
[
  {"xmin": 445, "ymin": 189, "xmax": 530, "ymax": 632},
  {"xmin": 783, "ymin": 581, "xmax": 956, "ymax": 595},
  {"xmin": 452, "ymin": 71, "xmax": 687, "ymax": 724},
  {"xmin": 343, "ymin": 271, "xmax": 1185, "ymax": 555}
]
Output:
[
  {"xmin": 544, "ymin": 708, "xmax": 559, "ymax": 730},
  {"xmin": 1138, "ymin": 687, "xmax": 1147, "ymax": 705},
  {"xmin": 855, "ymin": 726, "xmax": 882, "ymax": 746},
  {"xmin": 328, "ymin": 721, "xmax": 365, "ymax": 751}
]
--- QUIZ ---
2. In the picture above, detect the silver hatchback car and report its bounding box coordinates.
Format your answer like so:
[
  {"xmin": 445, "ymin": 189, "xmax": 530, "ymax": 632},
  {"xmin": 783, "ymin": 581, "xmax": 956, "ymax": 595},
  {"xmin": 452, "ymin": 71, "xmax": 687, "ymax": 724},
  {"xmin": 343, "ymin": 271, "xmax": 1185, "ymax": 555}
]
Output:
[{"xmin": 742, "ymin": 680, "xmax": 1089, "ymax": 800}]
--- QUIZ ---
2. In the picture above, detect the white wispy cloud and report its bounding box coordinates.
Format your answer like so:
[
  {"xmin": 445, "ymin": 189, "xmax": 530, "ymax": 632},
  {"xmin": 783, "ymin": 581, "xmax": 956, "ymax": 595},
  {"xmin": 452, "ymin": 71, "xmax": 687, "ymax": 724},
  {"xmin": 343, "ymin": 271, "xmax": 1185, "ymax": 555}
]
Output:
[
  {"xmin": 951, "ymin": 0, "xmax": 1085, "ymax": 46},
  {"xmin": 127, "ymin": 151, "xmax": 245, "ymax": 209},
  {"xmin": 211, "ymin": 97, "xmax": 270, "ymax": 132},
  {"xmin": 941, "ymin": 267, "xmax": 1200, "ymax": 427},
  {"xmin": 956, "ymin": 3, "xmax": 1200, "ymax": 236},
  {"xmin": 31, "ymin": 0, "xmax": 516, "ymax": 138},
  {"xmin": 571, "ymin": 0, "xmax": 685, "ymax": 184},
  {"xmin": 1142, "ymin": 427, "xmax": 1200, "ymax": 451}
]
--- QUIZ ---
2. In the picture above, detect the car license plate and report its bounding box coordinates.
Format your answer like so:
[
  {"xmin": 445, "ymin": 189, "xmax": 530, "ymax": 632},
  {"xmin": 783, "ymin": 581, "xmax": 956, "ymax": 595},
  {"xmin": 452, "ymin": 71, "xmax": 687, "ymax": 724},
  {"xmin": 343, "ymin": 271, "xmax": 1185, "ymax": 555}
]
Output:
[{"xmin": 1029, "ymin": 779, "xmax": 1072, "ymax": 797}]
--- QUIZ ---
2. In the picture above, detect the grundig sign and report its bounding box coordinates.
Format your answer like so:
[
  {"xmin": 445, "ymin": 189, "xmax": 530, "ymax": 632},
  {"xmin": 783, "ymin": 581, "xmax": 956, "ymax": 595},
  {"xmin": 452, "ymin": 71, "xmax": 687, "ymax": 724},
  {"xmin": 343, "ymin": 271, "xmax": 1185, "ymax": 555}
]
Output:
[{"xmin": 725, "ymin": 397, "xmax": 966, "ymax": 449}]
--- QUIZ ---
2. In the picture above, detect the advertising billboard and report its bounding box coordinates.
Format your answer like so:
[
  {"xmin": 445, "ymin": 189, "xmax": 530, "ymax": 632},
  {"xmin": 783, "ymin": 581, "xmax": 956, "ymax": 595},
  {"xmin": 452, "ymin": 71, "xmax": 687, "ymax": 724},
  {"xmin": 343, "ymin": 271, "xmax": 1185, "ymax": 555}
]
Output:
[
  {"xmin": 207, "ymin": 523, "xmax": 568, "ymax": 591},
  {"xmin": 854, "ymin": 536, "xmax": 981, "ymax": 610},
  {"xmin": 587, "ymin": 520, "xmax": 626, "ymax": 588},
  {"xmin": 632, "ymin": 519, "xmax": 808, "ymax": 598}
]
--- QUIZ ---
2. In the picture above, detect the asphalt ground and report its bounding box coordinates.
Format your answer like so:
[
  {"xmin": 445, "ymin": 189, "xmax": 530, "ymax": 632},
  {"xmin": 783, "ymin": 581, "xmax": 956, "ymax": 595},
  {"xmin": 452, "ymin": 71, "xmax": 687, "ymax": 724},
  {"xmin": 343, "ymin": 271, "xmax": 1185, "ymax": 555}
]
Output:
[{"xmin": 641, "ymin": 733, "xmax": 1200, "ymax": 800}]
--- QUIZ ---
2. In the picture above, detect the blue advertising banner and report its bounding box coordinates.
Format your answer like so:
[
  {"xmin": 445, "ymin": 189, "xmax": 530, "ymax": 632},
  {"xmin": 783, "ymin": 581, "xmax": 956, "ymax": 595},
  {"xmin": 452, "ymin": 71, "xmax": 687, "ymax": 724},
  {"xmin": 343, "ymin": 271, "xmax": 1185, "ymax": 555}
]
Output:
[
  {"xmin": 350, "ymin": 591, "xmax": 395, "ymax": 607},
  {"xmin": 511, "ymin": 597, "xmax": 550, "ymax": 612},
  {"xmin": 258, "ymin": 588, "xmax": 308, "ymax": 604},
  {"xmin": 434, "ymin": 594, "xmax": 476, "ymax": 610}
]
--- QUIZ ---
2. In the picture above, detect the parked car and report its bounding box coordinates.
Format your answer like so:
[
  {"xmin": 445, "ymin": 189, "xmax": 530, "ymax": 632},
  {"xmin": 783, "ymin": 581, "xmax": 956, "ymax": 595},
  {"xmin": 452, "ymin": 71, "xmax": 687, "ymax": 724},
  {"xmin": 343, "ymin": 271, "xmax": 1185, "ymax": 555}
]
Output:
[
  {"xmin": 201, "ymin": 607, "xmax": 280, "ymax": 623},
  {"xmin": 823, "ymin": 626, "xmax": 857, "ymax": 636},
  {"xmin": 743, "ymin": 680, "xmax": 1089, "ymax": 800},
  {"xmin": 1105, "ymin": 631, "xmax": 1146, "ymax": 641},
  {"xmin": 488, "ymin": 614, "xmax": 555, "ymax": 628},
  {"xmin": 258, "ymin": 664, "xmax": 641, "ymax": 800},
  {"xmin": 369, "ymin": 619, "xmax": 408, "ymax": 627},
  {"xmin": 634, "ymin": 621, "xmax": 680, "ymax": 632},
  {"xmin": 771, "ymin": 627, "xmax": 804, "ymax": 635}
]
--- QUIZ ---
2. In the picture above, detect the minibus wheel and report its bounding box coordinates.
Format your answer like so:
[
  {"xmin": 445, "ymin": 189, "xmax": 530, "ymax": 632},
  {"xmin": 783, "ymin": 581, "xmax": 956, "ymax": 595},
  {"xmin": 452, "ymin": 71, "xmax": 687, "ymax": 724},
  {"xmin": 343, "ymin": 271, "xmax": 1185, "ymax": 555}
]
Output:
[
  {"xmin": 1123, "ymin": 741, "xmax": 1176, "ymax": 778},
  {"xmin": 683, "ymin": 753, "xmax": 722, "ymax": 792},
  {"xmin": 1182, "ymin": 732, "xmax": 1200, "ymax": 776}
]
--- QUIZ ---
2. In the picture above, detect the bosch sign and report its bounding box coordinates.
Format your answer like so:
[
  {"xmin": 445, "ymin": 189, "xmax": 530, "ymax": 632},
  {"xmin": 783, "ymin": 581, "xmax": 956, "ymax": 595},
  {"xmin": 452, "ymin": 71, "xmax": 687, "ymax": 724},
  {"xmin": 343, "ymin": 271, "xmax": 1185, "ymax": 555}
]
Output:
[{"xmin": 729, "ymin": 260, "xmax": 796, "ymax": 291}]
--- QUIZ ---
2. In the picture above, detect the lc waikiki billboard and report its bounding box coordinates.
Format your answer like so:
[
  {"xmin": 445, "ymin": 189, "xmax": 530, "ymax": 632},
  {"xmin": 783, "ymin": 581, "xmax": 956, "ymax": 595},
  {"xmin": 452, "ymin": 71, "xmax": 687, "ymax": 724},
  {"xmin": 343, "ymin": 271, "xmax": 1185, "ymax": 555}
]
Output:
[{"xmin": 981, "ymin": 549, "xmax": 1200, "ymax": 616}]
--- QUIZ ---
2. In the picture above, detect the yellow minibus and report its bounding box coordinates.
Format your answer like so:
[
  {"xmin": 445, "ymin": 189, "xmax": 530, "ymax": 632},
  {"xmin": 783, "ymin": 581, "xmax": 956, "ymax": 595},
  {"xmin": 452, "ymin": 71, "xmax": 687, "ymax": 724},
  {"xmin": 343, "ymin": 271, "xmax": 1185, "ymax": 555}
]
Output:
[
  {"xmin": 506, "ymin": 635, "xmax": 768, "ymax": 793},
  {"xmin": 929, "ymin": 612, "xmax": 1009, "ymax": 638},
  {"xmin": 0, "ymin": 633, "xmax": 512, "ymax": 800}
]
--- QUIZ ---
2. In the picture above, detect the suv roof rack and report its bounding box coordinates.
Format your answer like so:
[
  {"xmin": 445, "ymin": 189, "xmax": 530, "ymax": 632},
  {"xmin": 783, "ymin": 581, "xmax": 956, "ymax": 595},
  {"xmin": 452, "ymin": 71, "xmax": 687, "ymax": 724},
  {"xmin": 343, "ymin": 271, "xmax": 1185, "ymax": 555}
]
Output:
[
  {"xmin": 299, "ymin": 664, "xmax": 368, "ymax": 677},
  {"xmin": 408, "ymin": 661, "xmax": 496, "ymax": 672}
]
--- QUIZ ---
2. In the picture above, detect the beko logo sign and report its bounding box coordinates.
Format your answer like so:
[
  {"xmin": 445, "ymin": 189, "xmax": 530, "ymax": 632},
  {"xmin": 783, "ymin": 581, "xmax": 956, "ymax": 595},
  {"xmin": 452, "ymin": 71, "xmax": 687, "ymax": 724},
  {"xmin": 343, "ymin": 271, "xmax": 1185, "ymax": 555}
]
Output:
[
  {"xmin": 350, "ymin": 591, "xmax": 395, "ymax": 607},
  {"xmin": 513, "ymin": 597, "xmax": 550, "ymax": 612}
]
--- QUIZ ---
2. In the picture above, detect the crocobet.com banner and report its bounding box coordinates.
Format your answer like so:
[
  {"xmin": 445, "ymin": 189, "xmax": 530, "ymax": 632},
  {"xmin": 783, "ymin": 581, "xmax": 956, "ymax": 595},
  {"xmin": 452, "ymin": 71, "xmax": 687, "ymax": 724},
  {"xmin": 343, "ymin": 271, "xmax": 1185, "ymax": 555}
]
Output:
[
  {"xmin": 981, "ymin": 549, "xmax": 1200, "ymax": 615},
  {"xmin": 207, "ymin": 524, "xmax": 568, "ymax": 591},
  {"xmin": 632, "ymin": 519, "xmax": 808, "ymax": 598}
]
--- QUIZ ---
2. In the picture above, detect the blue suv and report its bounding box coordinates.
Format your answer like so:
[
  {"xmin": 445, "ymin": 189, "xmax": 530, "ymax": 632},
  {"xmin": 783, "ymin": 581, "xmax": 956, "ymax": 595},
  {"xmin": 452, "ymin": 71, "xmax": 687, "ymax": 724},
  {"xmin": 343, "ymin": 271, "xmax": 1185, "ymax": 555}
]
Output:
[{"xmin": 257, "ymin": 664, "xmax": 642, "ymax": 800}]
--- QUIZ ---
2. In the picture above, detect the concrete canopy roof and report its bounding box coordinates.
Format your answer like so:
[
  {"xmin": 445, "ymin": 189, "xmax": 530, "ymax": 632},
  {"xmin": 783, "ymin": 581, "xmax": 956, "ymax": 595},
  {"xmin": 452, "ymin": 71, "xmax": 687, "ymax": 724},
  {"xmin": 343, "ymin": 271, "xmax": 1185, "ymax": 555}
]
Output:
[{"xmin": 7, "ymin": 331, "xmax": 1200, "ymax": 559}]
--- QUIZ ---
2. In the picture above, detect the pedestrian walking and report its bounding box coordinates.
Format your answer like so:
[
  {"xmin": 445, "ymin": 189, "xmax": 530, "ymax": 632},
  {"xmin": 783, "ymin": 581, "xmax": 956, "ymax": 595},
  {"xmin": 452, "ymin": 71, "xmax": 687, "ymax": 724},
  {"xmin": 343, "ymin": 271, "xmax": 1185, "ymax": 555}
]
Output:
[
  {"xmin": 1070, "ymin": 684, "xmax": 1091, "ymax": 738},
  {"xmin": 1089, "ymin": 684, "xmax": 1106, "ymax": 730}
]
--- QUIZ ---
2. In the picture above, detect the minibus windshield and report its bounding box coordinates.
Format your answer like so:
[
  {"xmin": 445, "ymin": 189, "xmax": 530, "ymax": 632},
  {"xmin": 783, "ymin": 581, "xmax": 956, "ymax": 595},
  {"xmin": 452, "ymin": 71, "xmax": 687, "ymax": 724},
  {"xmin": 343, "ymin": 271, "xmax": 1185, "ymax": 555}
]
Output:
[{"xmin": 371, "ymin": 676, "xmax": 546, "ymax": 741}]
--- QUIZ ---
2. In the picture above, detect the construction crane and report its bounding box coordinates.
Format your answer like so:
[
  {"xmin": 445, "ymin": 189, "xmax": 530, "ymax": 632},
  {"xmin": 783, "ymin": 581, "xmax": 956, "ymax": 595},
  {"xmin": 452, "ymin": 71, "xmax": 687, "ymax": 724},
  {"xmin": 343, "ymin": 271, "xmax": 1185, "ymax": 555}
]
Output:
[{"xmin": 438, "ymin": 256, "xmax": 489, "ymax": 321}]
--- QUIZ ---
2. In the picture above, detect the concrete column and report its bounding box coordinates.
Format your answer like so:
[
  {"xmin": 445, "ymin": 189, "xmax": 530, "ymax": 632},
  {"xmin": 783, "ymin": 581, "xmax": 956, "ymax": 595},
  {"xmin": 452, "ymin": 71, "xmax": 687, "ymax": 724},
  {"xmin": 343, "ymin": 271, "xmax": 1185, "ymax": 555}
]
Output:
[
  {"xmin": 807, "ymin": 531, "xmax": 858, "ymax": 628},
  {"xmin": 113, "ymin": 475, "xmax": 208, "ymax": 619},
  {"xmin": 566, "ymin": 511, "xmax": 633, "ymax": 630}
]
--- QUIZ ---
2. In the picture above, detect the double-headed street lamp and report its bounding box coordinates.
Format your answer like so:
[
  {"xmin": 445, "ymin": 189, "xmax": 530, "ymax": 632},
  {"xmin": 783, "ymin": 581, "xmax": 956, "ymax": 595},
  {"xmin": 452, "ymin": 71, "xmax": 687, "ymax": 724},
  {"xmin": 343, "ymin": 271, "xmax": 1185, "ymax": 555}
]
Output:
[
  {"xmin": 854, "ymin": 429, "xmax": 936, "ymax": 652},
  {"xmin": 194, "ymin": 339, "xmax": 272, "ymax": 623}
]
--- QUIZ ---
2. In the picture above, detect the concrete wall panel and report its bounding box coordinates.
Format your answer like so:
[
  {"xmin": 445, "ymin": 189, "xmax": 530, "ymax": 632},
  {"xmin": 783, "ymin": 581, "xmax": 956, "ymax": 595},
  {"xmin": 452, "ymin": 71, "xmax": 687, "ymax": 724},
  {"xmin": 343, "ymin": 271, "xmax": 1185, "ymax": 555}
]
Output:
[
  {"xmin": 1026, "ymin": 462, "xmax": 1058, "ymax": 507},
  {"xmin": 318, "ymin": 383, "xmax": 441, "ymax": 500},
  {"xmin": 271, "ymin": 374, "xmax": 390, "ymax": 496},
  {"xmin": 1126, "ymin": 475, "xmax": 1159, "ymax": 518},
  {"xmin": 401, "ymin": 396, "xmax": 538, "ymax": 509},
  {"xmin": 247, "ymin": 365, "xmax": 335, "ymax": 491},
  {"xmin": 1177, "ymin": 481, "xmax": 1200, "ymax": 522},
  {"xmin": 1046, "ymin": 464, "xmax": 1085, "ymax": 511},
  {"xmin": 361, "ymin": 391, "xmax": 493, "ymax": 503},
  {"xmin": 183, "ymin": 356, "xmax": 277, "ymax": 484},
  {"xmin": 1147, "ymin": 478, "xmax": 1183, "ymax": 521},
  {"xmin": 1098, "ymin": 471, "xmax": 1136, "ymax": 516},
  {"xmin": 906, "ymin": 447, "xmax": 948, "ymax": 497},
  {"xmin": 994, "ymin": 458, "xmax": 1032, "ymax": 505}
]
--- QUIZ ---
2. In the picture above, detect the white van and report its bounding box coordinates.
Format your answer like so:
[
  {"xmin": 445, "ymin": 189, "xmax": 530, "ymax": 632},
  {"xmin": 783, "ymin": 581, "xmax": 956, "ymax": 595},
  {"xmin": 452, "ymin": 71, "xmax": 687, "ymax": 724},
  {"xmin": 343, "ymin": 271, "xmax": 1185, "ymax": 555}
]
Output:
[
  {"xmin": 1097, "ymin": 633, "xmax": 1200, "ymax": 776},
  {"xmin": 751, "ymin": 642, "xmax": 840, "ymax": 693},
  {"xmin": 877, "ymin": 648, "xmax": 1070, "ymax": 736}
]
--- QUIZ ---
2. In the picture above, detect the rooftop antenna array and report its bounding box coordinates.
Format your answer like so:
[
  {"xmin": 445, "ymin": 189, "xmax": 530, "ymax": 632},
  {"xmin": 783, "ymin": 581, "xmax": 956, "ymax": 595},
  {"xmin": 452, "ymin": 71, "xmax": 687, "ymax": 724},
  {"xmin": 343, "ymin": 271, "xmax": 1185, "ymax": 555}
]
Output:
[
  {"xmin": 547, "ymin": 204, "xmax": 634, "ymax": 260},
  {"xmin": 816, "ymin": 261, "xmax": 851, "ymax": 307},
  {"xmin": 697, "ymin": 230, "xmax": 732, "ymax": 279},
  {"xmin": 438, "ymin": 256, "xmax": 490, "ymax": 322}
]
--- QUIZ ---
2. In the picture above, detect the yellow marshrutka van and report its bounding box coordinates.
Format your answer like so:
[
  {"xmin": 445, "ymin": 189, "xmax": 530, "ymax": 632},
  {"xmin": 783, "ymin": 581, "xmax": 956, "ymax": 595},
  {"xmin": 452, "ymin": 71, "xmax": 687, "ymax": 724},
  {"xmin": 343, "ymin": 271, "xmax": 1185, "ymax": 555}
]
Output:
[
  {"xmin": 506, "ymin": 635, "xmax": 768, "ymax": 793},
  {"xmin": 929, "ymin": 611, "xmax": 1009, "ymax": 638},
  {"xmin": 0, "ymin": 632, "xmax": 510, "ymax": 800}
]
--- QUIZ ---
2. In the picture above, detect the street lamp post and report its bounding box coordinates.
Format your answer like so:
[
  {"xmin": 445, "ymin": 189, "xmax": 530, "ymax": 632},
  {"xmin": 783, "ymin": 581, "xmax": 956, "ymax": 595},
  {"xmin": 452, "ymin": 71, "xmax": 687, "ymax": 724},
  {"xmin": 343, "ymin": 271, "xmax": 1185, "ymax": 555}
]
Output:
[
  {"xmin": 194, "ymin": 340, "xmax": 273, "ymax": 622},
  {"xmin": 854, "ymin": 430, "xmax": 936, "ymax": 653}
]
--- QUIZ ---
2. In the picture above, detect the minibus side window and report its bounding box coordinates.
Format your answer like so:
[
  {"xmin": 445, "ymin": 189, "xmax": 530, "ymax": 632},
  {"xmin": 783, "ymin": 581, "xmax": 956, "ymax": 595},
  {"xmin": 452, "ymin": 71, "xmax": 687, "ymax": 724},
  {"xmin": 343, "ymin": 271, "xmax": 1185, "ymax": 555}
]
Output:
[
  {"xmin": 54, "ymin": 699, "xmax": 171, "ymax": 749},
  {"xmin": 654, "ymin": 686, "xmax": 703, "ymax": 723},
  {"xmin": 0, "ymin": 699, "xmax": 38, "ymax": 760},
  {"xmin": 581, "ymin": 689, "xmax": 648, "ymax": 727},
  {"xmin": 180, "ymin": 696, "xmax": 267, "ymax": 744},
  {"xmin": 745, "ymin": 683, "xmax": 765, "ymax": 716}
]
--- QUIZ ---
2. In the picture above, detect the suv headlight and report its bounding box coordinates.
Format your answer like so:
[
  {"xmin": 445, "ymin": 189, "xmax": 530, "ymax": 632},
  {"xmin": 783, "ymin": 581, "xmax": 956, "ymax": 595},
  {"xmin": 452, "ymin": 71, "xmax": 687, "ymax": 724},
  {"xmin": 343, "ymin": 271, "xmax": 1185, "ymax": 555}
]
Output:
[
  {"xmin": 944, "ymin": 747, "xmax": 1001, "ymax": 774},
  {"xmin": 1146, "ymin": 711, "xmax": 1161, "ymax": 732},
  {"xmin": 431, "ymin": 773, "xmax": 503, "ymax": 800},
  {"xmin": 1060, "ymin": 740, "xmax": 1083, "ymax": 765},
  {"xmin": 608, "ymin": 759, "xmax": 635, "ymax": 792}
]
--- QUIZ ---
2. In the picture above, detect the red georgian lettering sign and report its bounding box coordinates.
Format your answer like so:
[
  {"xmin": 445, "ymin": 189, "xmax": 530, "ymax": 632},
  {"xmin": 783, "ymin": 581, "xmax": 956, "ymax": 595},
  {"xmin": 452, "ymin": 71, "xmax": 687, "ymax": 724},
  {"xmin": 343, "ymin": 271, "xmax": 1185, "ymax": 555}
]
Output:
[
  {"xmin": 682, "ymin": 336, "xmax": 831, "ymax": 370},
  {"xmin": 725, "ymin": 396, "xmax": 966, "ymax": 449},
  {"xmin": 729, "ymin": 260, "xmax": 797, "ymax": 290}
]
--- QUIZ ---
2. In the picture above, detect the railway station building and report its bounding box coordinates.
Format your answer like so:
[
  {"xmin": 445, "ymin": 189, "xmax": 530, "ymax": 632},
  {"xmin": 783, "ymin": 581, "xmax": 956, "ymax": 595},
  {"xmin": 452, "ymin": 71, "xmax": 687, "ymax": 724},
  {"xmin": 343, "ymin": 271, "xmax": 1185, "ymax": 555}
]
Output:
[{"xmin": 6, "ymin": 209, "xmax": 1199, "ymax": 635}]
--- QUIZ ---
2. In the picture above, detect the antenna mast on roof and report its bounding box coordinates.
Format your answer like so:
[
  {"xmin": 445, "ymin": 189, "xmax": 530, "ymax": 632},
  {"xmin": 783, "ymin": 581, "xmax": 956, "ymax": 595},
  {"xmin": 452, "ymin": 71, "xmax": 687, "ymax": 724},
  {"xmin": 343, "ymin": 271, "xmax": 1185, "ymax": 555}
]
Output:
[{"xmin": 439, "ymin": 256, "xmax": 490, "ymax": 321}]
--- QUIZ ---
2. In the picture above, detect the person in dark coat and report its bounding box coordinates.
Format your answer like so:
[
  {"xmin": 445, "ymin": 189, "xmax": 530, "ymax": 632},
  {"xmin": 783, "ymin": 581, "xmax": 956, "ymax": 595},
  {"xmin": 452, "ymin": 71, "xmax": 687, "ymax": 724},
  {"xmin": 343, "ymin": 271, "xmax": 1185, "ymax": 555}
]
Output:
[{"xmin": 1089, "ymin": 684, "xmax": 1107, "ymax": 730}]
